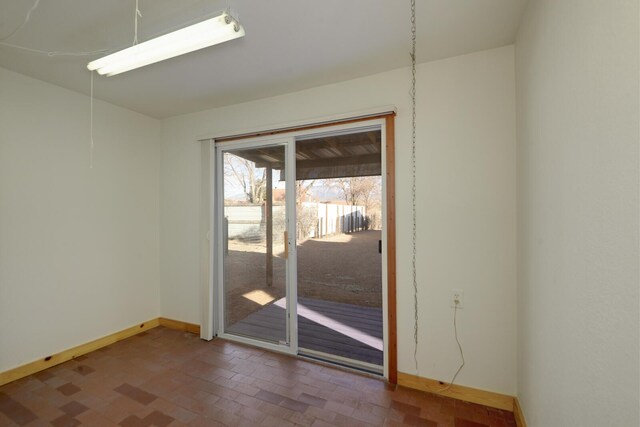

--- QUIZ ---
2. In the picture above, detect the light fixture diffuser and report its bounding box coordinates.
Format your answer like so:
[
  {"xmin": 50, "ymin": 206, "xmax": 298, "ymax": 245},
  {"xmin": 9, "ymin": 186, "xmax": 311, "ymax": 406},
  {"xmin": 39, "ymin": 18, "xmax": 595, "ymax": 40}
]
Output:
[{"xmin": 87, "ymin": 12, "xmax": 244, "ymax": 76}]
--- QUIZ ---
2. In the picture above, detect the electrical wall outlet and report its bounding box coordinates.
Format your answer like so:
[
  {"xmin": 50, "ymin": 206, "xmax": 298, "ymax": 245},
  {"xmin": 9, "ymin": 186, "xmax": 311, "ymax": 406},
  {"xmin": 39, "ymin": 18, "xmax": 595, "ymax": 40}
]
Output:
[{"xmin": 450, "ymin": 289, "xmax": 464, "ymax": 308}]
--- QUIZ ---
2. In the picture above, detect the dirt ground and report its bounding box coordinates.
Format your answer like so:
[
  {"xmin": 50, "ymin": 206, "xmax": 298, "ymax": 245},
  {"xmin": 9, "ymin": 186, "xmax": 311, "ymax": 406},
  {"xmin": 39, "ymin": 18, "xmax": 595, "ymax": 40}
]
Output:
[{"xmin": 224, "ymin": 230, "xmax": 382, "ymax": 325}]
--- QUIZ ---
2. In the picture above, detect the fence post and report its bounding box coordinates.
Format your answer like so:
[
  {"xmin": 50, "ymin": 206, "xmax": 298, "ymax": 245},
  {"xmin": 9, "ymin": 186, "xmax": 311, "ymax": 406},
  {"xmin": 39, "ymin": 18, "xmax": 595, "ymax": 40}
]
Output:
[
  {"xmin": 265, "ymin": 166, "xmax": 273, "ymax": 287},
  {"xmin": 223, "ymin": 216, "xmax": 229, "ymax": 255}
]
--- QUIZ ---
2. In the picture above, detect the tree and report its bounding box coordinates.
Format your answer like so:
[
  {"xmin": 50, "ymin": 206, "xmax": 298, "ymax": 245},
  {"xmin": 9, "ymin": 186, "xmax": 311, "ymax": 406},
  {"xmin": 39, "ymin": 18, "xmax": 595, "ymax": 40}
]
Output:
[
  {"xmin": 296, "ymin": 180, "xmax": 315, "ymax": 205},
  {"xmin": 224, "ymin": 154, "xmax": 266, "ymax": 204},
  {"xmin": 335, "ymin": 176, "xmax": 380, "ymax": 206},
  {"xmin": 296, "ymin": 180, "xmax": 317, "ymax": 240}
]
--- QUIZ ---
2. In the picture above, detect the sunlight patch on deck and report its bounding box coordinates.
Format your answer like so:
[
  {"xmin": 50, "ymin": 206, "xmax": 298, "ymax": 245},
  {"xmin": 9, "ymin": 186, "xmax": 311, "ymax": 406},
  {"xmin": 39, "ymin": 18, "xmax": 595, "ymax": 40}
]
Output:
[
  {"xmin": 242, "ymin": 290, "xmax": 277, "ymax": 306},
  {"xmin": 274, "ymin": 298, "xmax": 383, "ymax": 351}
]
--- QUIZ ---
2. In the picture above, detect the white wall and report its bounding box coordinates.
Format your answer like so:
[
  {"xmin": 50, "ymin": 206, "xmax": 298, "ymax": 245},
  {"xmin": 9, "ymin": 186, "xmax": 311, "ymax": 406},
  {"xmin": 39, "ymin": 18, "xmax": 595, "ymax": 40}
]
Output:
[
  {"xmin": 0, "ymin": 67, "xmax": 162, "ymax": 372},
  {"xmin": 160, "ymin": 46, "xmax": 517, "ymax": 394},
  {"xmin": 516, "ymin": 0, "xmax": 639, "ymax": 426}
]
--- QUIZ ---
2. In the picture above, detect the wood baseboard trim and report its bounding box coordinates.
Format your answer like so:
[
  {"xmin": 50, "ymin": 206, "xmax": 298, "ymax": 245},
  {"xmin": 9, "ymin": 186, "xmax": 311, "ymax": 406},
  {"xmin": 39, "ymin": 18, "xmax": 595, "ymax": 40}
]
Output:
[
  {"xmin": 513, "ymin": 397, "xmax": 528, "ymax": 427},
  {"xmin": 0, "ymin": 318, "xmax": 160, "ymax": 387},
  {"xmin": 158, "ymin": 317, "xmax": 201, "ymax": 335},
  {"xmin": 397, "ymin": 372, "xmax": 514, "ymax": 411}
]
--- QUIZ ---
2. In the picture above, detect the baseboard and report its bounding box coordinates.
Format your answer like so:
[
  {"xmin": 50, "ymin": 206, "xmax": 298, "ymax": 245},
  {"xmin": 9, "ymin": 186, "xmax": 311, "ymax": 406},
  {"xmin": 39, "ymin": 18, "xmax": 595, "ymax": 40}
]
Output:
[
  {"xmin": 397, "ymin": 372, "xmax": 514, "ymax": 411},
  {"xmin": 0, "ymin": 318, "xmax": 160, "ymax": 387},
  {"xmin": 158, "ymin": 317, "xmax": 201, "ymax": 335},
  {"xmin": 513, "ymin": 397, "xmax": 528, "ymax": 427},
  {"xmin": 0, "ymin": 317, "xmax": 204, "ymax": 386}
]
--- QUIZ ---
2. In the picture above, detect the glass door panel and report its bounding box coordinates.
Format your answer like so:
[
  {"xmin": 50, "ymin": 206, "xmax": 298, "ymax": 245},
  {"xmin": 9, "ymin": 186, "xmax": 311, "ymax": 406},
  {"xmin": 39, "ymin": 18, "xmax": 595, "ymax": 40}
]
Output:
[
  {"xmin": 294, "ymin": 129, "xmax": 384, "ymax": 372},
  {"xmin": 221, "ymin": 144, "xmax": 289, "ymax": 345}
]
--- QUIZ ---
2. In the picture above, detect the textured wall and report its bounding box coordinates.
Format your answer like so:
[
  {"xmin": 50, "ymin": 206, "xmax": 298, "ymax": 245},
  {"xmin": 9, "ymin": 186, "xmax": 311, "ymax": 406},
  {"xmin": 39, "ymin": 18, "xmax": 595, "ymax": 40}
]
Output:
[
  {"xmin": 516, "ymin": 0, "xmax": 639, "ymax": 425},
  {"xmin": 0, "ymin": 67, "xmax": 162, "ymax": 372}
]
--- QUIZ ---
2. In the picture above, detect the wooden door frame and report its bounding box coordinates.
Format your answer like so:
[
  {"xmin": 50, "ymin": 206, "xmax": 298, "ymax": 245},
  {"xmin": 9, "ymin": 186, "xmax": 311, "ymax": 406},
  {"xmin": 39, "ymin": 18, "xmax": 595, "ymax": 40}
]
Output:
[
  {"xmin": 384, "ymin": 115, "xmax": 397, "ymax": 384},
  {"xmin": 211, "ymin": 112, "xmax": 398, "ymax": 384}
]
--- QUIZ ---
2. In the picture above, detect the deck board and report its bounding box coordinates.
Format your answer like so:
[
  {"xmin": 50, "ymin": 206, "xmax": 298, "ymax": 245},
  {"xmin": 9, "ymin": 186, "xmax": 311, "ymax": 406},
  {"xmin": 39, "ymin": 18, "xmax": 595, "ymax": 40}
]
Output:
[{"xmin": 226, "ymin": 297, "xmax": 383, "ymax": 365}]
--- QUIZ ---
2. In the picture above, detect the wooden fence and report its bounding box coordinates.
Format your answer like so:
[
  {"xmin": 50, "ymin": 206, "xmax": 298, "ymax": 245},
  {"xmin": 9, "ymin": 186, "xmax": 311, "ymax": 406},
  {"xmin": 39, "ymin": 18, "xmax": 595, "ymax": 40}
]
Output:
[{"xmin": 224, "ymin": 202, "xmax": 366, "ymax": 244}]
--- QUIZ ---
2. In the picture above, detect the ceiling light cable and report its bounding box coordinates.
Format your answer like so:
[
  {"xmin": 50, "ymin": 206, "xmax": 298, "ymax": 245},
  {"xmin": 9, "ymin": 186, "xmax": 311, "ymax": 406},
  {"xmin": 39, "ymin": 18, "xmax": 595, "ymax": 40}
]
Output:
[
  {"xmin": 89, "ymin": 70, "xmax": 95, "ymax": 169},
  {"xmin": 410, "ymin": 0, "xmax": 419, "ymax": 375},
  {"xmin": 0, "ymin": 42, "xmax": 108, "ymax": 57},
  {"xmin": 0, "ymin": 0, "xmax": 41, "ymax": 41},
  {"xmin": 133, "ymin": 0, "xmax": 142, "ymax": 45},
  {"xmin": 0, "ymin": 0, "xmax": 105, "ymax": 57}
]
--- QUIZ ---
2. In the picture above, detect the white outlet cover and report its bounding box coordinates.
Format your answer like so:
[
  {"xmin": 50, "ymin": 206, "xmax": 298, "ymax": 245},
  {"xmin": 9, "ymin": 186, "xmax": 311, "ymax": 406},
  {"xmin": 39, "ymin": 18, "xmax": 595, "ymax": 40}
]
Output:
[{"xmin": 450, "ymin": 289, "xmax": 464, "ymax": 308}]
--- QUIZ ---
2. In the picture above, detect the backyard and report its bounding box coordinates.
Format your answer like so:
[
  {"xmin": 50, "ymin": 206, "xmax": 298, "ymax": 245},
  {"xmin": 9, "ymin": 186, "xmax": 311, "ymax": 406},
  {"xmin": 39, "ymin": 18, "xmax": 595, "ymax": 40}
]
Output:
[{"xmin": 224, "ymin": 229, "xmax": 382, "ymax": 326}]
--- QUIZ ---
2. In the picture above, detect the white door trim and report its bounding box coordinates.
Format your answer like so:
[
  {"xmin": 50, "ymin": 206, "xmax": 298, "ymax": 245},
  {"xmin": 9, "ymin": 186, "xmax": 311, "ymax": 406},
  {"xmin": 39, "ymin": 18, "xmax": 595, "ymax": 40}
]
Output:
[{"xmin": 202, "ymin": 117, "xmax": 390, "ymax": 379}]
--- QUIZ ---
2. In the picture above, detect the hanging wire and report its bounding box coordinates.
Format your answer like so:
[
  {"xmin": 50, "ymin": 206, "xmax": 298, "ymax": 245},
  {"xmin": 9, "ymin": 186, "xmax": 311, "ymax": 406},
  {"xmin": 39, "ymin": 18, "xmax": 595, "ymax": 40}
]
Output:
[
  {"xmin": 89, "ymin": 70, "xmax": 95, "ymax": 169},
  {"xmin": 407, "ymin": 0, "xmax": 465, "ymax": 392},
  {"xmin": 0, "ymin": 42, "xmax": 107, "ymax": 56},
  {"xmin": 410, "ymin": 0, "xmax": 419, "ymax": 375},
  {"xmin": 0, "ymin": 0, "xmax": 107, "ymax": 56},
  {"xmin": 435, "ymin": 303, "xmax": 466, "ymax": 392},
  {"xmin": 133, "ymin": 0, "xmax": 142, "ymax": 45},
  {"xmin": 0, "ymin": 0, "xmax": 41, "ymax": 41}
]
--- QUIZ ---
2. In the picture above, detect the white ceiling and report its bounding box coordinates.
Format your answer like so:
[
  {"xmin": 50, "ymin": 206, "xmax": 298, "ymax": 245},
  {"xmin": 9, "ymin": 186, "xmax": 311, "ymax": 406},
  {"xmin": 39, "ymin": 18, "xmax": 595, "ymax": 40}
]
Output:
[{"xmin": 0, "ymin": 0, "xmax": 528, "ymax": 118}]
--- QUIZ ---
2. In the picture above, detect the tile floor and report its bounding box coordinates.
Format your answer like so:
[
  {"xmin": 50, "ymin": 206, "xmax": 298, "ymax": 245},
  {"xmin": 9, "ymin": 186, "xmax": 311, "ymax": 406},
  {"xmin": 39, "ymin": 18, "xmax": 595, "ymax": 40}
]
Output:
[{"xmin": 0, "ymin": 327, "xmax": 516, "ymax": 426}]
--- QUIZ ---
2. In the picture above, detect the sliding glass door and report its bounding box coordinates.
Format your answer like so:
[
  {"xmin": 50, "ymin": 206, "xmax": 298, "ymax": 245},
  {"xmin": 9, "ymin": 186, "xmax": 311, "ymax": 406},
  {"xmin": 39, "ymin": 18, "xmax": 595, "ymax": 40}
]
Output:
[
  {"xmin": 214, "ymin": 120, "xmax": 387, "ymax": 375},
  {"xmin": 216, "ymin": 139, "xmax": 297, "ymax": 352}
]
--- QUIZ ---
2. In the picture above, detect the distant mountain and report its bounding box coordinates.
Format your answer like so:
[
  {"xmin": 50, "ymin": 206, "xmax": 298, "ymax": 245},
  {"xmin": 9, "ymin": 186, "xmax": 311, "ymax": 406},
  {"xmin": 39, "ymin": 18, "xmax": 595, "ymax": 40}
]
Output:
[{"xmin": 309, "ymin": 183, "xmax": 343, "ymax": 202}]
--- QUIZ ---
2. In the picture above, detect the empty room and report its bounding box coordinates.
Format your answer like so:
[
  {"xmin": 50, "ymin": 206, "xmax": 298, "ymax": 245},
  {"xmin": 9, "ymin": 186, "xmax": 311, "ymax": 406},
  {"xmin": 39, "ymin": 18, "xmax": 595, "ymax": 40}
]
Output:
[{"xmin": 0, "ymin": 1, "xmax": 638, "ymax": 426}]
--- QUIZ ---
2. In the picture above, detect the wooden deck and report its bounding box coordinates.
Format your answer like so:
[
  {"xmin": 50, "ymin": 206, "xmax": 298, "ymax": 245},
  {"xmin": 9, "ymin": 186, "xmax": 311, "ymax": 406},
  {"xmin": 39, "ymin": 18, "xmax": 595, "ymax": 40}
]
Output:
[{"xmin": 226, "ymin": 297, "xmax": 383, "ymax": 366}]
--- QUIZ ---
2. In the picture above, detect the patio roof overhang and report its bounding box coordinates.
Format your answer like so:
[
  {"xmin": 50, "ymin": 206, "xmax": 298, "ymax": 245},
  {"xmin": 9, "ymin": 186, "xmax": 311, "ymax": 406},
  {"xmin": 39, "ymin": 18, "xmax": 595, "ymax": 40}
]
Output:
[{"xmin": 230, "ymin": 130, "xmax": 382, "ymax": 180}]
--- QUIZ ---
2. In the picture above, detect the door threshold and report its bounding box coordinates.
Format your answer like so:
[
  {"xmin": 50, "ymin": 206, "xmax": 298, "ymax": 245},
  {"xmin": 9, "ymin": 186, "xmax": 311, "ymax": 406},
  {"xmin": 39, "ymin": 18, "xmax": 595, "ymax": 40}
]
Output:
[
  {"xmin": 298, "ymin": 348, "xmax": 384, "ymax": 376},
  {"xmin": 216, "ymin": 332, "xmax": 296, "ymax": 357},
  {"xmin": 215, "ymin": 335, "xmax": 385, "ymax": 379}
]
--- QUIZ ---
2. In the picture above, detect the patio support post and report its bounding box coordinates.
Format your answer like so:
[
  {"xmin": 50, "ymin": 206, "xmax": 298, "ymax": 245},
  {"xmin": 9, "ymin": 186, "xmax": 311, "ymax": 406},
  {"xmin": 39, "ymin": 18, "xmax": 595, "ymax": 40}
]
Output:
[{"xmin": 266, "ymin": 165, "xmax": 273, "ymax": 287}]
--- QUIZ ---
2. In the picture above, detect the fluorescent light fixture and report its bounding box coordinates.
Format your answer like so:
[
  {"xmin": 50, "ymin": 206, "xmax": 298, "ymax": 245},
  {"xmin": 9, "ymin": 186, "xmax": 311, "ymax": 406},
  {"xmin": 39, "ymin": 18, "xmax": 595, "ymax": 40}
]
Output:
[{"xmin": 88, "ymin": 12, "xmax": 244, "ymax": 76}]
